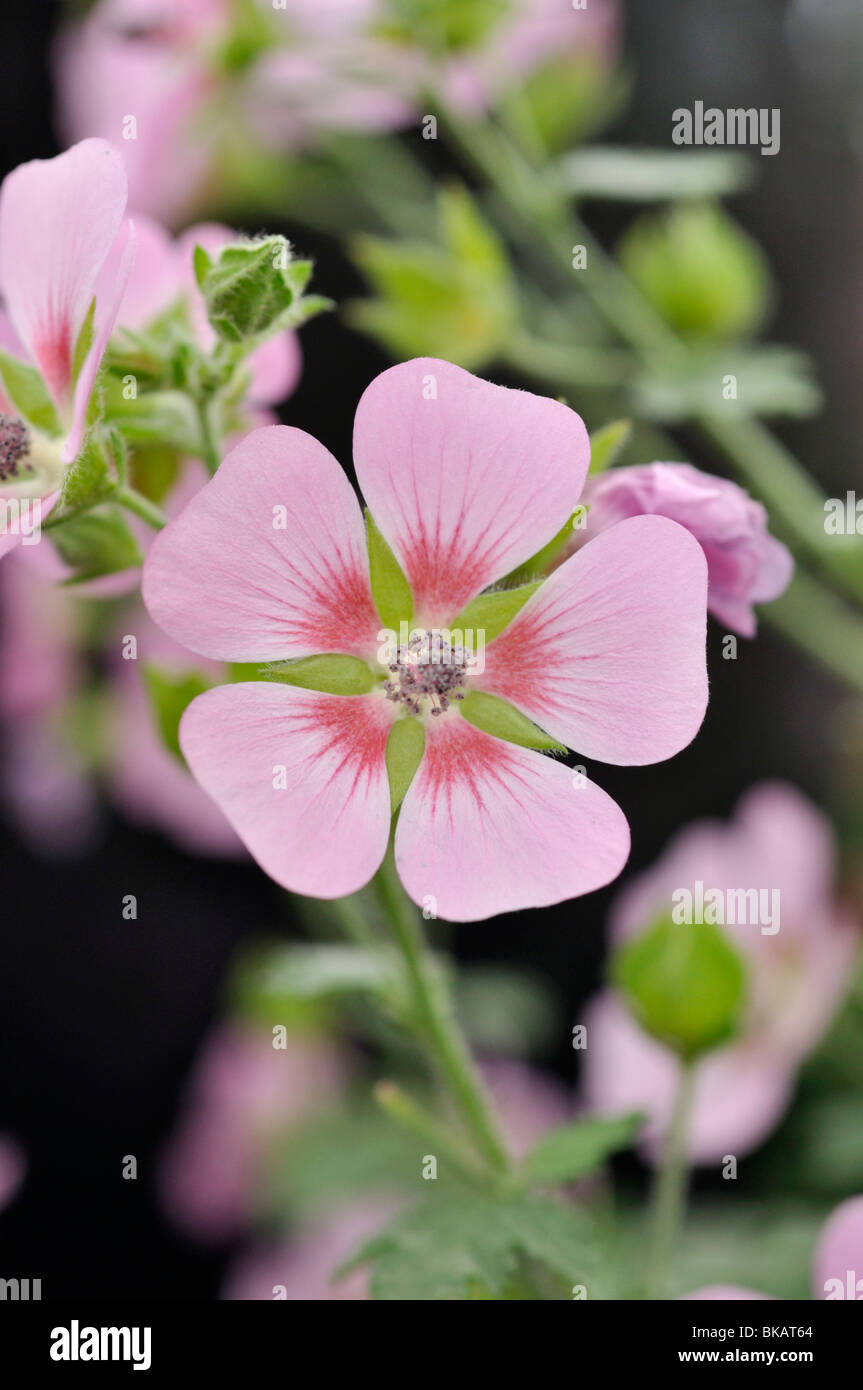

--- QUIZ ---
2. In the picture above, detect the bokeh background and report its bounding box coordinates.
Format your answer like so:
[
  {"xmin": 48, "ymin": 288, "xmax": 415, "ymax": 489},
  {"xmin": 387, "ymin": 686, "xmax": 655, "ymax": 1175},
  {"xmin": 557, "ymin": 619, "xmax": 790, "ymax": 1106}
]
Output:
[{"xmin": 1, "ymin": 0, "xmax": 861, "ymax": 1298}]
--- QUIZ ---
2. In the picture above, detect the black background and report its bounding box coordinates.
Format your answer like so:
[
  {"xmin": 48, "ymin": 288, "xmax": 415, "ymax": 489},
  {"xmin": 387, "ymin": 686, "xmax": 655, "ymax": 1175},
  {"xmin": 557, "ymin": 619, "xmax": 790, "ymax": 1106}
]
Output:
[{"xmin": 0, "ymin": 0, "xmax": 857, "ymax": 1298}]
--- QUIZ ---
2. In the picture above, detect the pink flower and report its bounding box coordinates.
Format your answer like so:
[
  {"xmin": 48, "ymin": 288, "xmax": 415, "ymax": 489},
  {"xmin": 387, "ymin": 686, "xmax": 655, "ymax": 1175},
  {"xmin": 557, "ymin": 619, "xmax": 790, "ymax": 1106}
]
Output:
[
  {"xmin": 158, "ymin": 1022, "xmax": 347, "ymax": 1243},
  {"xmin": 0, "ymin": 1135, "xmax": 25, "ymax": 1213},
  {"xmin": 571, "ymin": 463, "xmax": 793, "ymax": 638},
  {"xmin": 686, "ymin": 1192, "xmax": 863, "ymax": 1299},
  {"xmin": 0, "ymin": 138, "xmax": 133, "ymax": 557},
  {"xmin": 142, "ymin": 358, "xmax": 708, "ymax": 921},
  {"xmin": 581, "ymin": 783, "xmax": 858, "ymax": 1163}
]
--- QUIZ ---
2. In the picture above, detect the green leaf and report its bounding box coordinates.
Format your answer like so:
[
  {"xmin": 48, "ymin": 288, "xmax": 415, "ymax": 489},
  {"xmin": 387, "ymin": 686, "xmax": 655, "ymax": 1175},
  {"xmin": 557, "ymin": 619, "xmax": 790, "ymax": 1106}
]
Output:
[
  {"xmin": 265, "ymin": 654, "xmax": 374, "ymax": 695},
  {"xmin": 192, "ymin": 243, "xmax": 213, "ymax": 290},
  {"xmin": 71, "ymin": 297, "xmax": 97, "ymax": 386},
  {"xmin": 366, "ymin": 509, "xmax": 413, "ymax": 629},
  {"xmin": 235, "ymin": 943, "xmax": 400, "ymax": 1005},
  {"xmin": 386, "ymin": 717, "xmax": 425, "ymax": 812},
  {"xmin": 198, "ymin": 235, "xmax": 301, "ymax": 342},
  {"xmin": 340, "ymin": 1194, "xmax": 598, "ymax": 1300},
  {"xmin": 504, "ymin": 514, "xmax": 585, "ymax": 584},
  {"xmin": 632, "ymin": 344, "xmax": 821, "ymax": 422},
  {"xmin": 525, "ymin": 1112, "xmax": 644, "ymax": 1185},
  {"xmin": 61, "ymin": 430, "xmax": 113, "ymax": 511},
  {"xmin": 453, "ymin": 582, "xmax": 541, "ymax": 644},
  {"xmin": 559, "ymin": 147, "xmax": 753, "ymax": 202},
  {"xmin": 455, "ymin": 965, "xmax": 558, "ymax": 1057},
  {"xmin": 459, "ymin": 690, "xmax": 565, "ymax": 753},
  {"xmin": 0, "ymin": 349, "xmax": 62, "ymax": 435},
  {"xmin": 618, "ymin": 202, "xmax": 770, "ymax": 341},
  {"xmin": 611, "ymin": 915, "xmax": 747, "ymax": 1061},
  {"xmin": 53, "ymin": 506, "xmax": 143, "ymax": 582},
  {"xmin": 588, "ymin": 419, "xmax": 632, "ymax": 474},
  {"xmin": 143, "ymin": 665, "xmax": 212, "ymax": 762}
]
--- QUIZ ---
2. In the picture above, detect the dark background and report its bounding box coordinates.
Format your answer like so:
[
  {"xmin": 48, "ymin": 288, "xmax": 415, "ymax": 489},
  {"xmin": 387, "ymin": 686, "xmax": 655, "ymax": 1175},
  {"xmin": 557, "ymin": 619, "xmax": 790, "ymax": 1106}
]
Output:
[{"xmin": 0, "ymin": 0, "xmax": 857, "ymax": 1297}]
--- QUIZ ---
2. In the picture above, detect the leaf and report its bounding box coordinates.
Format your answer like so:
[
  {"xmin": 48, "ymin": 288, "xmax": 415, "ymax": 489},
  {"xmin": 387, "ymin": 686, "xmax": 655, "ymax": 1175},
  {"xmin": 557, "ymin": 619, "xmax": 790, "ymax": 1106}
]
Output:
[
  {"xmin": 0, "ymin": 349, "xmax": 62, "ymax": 436},
  {"xmin": 238, "ymin": 943, "xmax": 400, "ymax": 1004},
  {"xmin": 142, "ymin": 665, "xmax": 212, "ymax": 762},
  {"xmin": 559, "ymin": 147, "xmax": 753, "ymax": 202},
  {"xmin": 264, "ymin": 653, "xmax": 375, "ymax": 695},
  {"xmin": 459, "ymin": 690, "xmax": 566, "ymax": 753},
  {"xmin": 633, "ymin": 345, "xmax": 822, "ymax": 422},
  {"xmin": 192, "ymin": 242, "xmax": 213, "ymax": 290},
  {"xmin": 340, "ymin": 1194, "xmax": 598, "ymax": 1300},
  {"xmin": 198, "ymin": 235, "xmax": 299, "ymax": 342},
  {"xmin": 366, "ymin": 509, "xmax": 413, "ymax": 629},
  {"xmin": 53, "ymin": 506, "xmax": 143, "ymax": 582},
  {"xmin": 525, "ymin": 1112, "xmax": 644, "ymax": 1185},
  {"xmin": 611, "ymin": 914, "xmax": 747, "ymax": 1061},
  {"xmin": 588, "ymin": 419, "xmax": 632, "ymax": 474},
  {"xmin": 455, "ymin": 965, "xmax": 558, "ymax": 1057},
  {"xmin": 386, "ymin": 717, "xmax": 425, "ymax": 812},
  {"xmin": 453, "ymin": 582, "xmax": 541, "ymax": 643},
  {"xmin": 504, "ymin": 515, "xmax": 585, "ymax": 584}
]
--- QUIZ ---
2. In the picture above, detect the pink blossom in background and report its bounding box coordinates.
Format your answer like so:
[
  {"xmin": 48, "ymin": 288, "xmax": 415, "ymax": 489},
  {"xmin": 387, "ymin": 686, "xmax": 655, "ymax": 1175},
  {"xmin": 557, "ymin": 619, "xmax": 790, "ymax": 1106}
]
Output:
[
  {"xmin": 570, "ymin": 463, "xmax": 793, "ymax": 637},
  {"xmin": 685, "ymin": 1192, "xmax": 863, "ymax": 1299},
  {"xmin": 0, "ymin": 1135, "xmax": 25, "ymax": 1212},
  {"xmin": 0, "ymin": 139, "xmax": 134, "ymax": 557},
  {"xmin": 142, "ymin": 358, "xmax": 709, "ymax": 921},
  {"xmin": 158, "ymin": 1023, "xmax": 347, "ymax": 1243},
  {"xmin": 580, "ymin": 782, "xmax": 859, "ymax": 1164}
]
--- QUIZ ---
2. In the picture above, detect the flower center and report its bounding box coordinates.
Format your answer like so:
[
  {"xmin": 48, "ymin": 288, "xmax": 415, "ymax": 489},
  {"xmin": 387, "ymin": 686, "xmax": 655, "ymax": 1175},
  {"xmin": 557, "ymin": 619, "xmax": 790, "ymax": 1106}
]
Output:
[
  {"xmin": 384, "ymin": 630, "xmax": 470, "ymax": 718},
  {"xmin": 0, "ymin": 414, "xmax": 30, "ymax": 482}
]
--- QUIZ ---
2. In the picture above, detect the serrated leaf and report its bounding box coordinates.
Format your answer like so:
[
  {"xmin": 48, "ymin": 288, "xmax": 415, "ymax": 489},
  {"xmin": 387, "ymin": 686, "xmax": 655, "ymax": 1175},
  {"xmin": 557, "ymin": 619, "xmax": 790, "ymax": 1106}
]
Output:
[
  {"xmin": 366, "ymin": 509, "xmax": 413, "ymax": 629},
  {"xmin": 386, "ymin": 717, "xmax": 425, "ymax": 811},
  {"xmin": 0, "ymin": 349, "xmax": 62, "ymax": 436},
  {"xmin": 143, "ymin": 665, "xmax": 212, "ymax": 762},
  {"xmin": 453, "ymin": 582, "xmax": 541, "ymax": 643},
  {"xmin": 588, "ymin": 419, "xmax": 632, "ymax": 474},
  {"xmin": 525, "ymin": 1112, "xmax": 644, "ymax": 1185},
  {"xmin": 53, "ymin": 506, "xmax": 143, "ymax": 582},
  {"xmin": 264, "ymin": 654, "xmax": 374, "ymax": 695},
  {"xmin": 459, "ymin": 690, "xmax": 566, "ymax": 753},
  {"xmin": 340, "ymin": 1194, "xmax": 597, "ymax": 1301}
]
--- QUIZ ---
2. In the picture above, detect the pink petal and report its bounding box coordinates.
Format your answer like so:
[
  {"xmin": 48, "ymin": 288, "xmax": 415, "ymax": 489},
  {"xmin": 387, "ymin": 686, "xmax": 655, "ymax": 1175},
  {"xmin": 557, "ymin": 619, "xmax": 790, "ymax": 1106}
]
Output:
[
  {"xmin": 813, "ymin": 1195, "xmax": 863, "ymax": 1299},
  {"xmin": 179, "ymin": 683, "xmax": 394, "ymax": 897},
  {"xmin": 353, "ymin": 359, "xmax": 589, "ymax": 622},
  {"xmin": 103, "ymin": 213, "xmax": 181, "ymax": 331},
  {"xmin": 0, "ymin": 139, "xmax": 127, "ymax": 408},
  {"xmin": 395, "ymin": 715, "xmax": 629, "ymax": 922},
  {"xmin": 478, "ymin": 515, "xmax": 708, "ymax": 765},
  {"xmin": 143, "ymin": 425, "xmax": 380, "ymax": 662}
]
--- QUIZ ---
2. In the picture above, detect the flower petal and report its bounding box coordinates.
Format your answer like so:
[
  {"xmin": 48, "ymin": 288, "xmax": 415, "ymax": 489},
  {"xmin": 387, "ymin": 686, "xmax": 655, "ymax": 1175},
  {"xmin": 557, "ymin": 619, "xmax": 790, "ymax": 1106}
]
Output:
[
  {"xmin": 179, "ymin": 683, "xmax": 394, "ymax": 897},
  {"xmin": 477, "ymin": 515, "xmax": 708, "ymax": 765},
  {"xmin": 814, "ymin": 1195, "xmax": 863, "ymax": 1299},
  {"xmin": 143, "ymin": 425, "xmax": 379, "ymax": 661},
  {"xmin": 0, "ymin": 138, "xmax": 127, "ymax": 408},
  {"xmin": 353, "ymin": 358, "xmax": 589, "ymax": 622},
  {"xmin": 394, "ymin": 715, "xmax": 629, "ymax": 921}
]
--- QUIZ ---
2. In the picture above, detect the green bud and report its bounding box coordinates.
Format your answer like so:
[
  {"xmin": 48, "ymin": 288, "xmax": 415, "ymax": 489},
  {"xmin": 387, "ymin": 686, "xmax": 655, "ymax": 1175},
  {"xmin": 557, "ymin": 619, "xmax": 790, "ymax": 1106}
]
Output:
[
  {"xmin": 618, "ymin": 203, "xmax": 770, "ymax": 340},
  {"xmin": 611, "ymin": 914, "xmax": 747, "ymax": 1061},
  {"xmin": 198, "ymin": 235, "xmax": 306, "ymax": 344}
]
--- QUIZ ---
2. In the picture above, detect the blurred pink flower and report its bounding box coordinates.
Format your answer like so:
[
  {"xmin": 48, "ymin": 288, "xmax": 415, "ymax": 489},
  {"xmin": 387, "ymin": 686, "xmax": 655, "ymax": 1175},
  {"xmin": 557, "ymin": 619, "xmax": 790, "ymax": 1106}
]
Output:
[
  {"xmin": 0, "ymin": 1135, "xmax": 25, "ymax": 1212},
  {"xmin": 0, "ymin": 139, "xmax": 133, "ymax": 557},
  {"xmin": 143, "ymin": 358, "xmax": 709, "ymax": 920},
  {"xmin": 686, "ymin": 1192, "xmax": 863, "ymax": 1299},
  {"xmin": 159, "ymin": 1022, "xmax": 348, "ymax": 1243},
  {"xmin": 581, "ymin": 783, "xmax": 858, "ymax": 1164},
  {"xmin": 571, "ymin": 463, "xmax": 793, "ymax": 637}
]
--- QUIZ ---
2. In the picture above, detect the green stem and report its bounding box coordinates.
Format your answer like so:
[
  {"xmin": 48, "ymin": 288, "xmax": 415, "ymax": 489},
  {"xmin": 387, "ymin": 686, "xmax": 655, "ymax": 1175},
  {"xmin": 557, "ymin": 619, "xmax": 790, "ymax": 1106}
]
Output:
[
  {"xmin": 373, "ymin": 1080, "xmax": 492, "ymax": 1188},
  {"xmin": 196, "ymin": 396, "xmax": 222, "ymax": 476},
  {"xmin": 645, "ymin": 1060, "xmax": 695, "ymax": 1299},
  {"xmin": 115, "ymin": 487, "xmax": 167, "ymax": 531},
  {"xmin": 374, "ymin": 846, "xmax": 511, "ymax": 1175}
]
